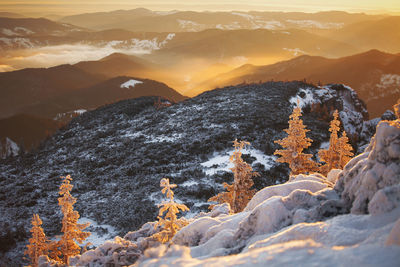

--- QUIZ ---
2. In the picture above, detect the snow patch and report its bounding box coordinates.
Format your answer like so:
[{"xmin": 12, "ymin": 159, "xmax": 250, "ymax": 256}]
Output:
[
  {"xmin": 74, "ymin": 109, "xmax": 87, "ymax": 115},
  {"xmin": 120, "ymin": 79, "xmax": 143, "ymax": 89},
  {"xmin": 201, "ymin": 148, "xmax": 276, "ymax": 176},
  {"xmin": 283, "ymin": 47, "xmax": 306, "ymax": 56},
  {"xmin": 0, "ymin": 37, "xmax": 35, "ymax": 48},
  {"xmin": 286, "ymin": 19, "xmax": 344, "ymax": 29},
  {"xmin": 78, "ymin": 217, "xmax": 117, "ymax": 248},
  {"xmin": 145, "ymin": 133, "xmax": 183, "ymax": 144},
  {"xmin": 177, "ymin": 20, "xmax": 203, "ymax": 31},
  {"xmin": 14, "ymin": 27, "xmax": 35, "ymax": 35},
  {"xmin": 231, "ymin": 12, "xmax": 256, "ymax": 20},
  {"xmin": 1, "ymin": 29, "xmax": 18, "ymax": 36},
  {"xmin": 289, "ymin": 88, "xmax": 316, "ymax": 108}
]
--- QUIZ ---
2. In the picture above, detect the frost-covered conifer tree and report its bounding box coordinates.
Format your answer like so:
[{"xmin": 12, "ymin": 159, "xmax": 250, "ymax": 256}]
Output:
[
  {"xmin": 337, "ymin": 131, "xmax": 354, "ymax": 169},
  {"xmin": 25, "ymin": 214, "xmax": 49, "ymax": 267},
  {"xmin": 319, "ymin": 110, "xmax": 353, "ymax": 176},
  {"xmin": 274, "ymin": 105, "xmax": 317, "ymax": 175},
  {"xmin": 209, "ymin": 140, "xmax": 259, "ymax": 213},
  {"xmin": 51, "ymin": 175, "xmax": 90, "ymax": 265},
  {"xmin": 152, "ymin": 178, "xmax": 189, "ymax": 243}
]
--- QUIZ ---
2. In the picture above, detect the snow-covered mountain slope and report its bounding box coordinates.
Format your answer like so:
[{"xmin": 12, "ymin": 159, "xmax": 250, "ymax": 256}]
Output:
[
  {"xmin": 67, "ymin": 117, "xmax": 400, "ymax": 267},
  {"xmin": 0, "ymin": 81, "xmax": 372, "ymax": 265}
]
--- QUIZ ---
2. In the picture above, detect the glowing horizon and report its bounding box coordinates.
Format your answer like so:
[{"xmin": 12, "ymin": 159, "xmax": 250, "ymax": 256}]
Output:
[{"xmin": 0, "ymin": 0, "xmax": 399, "ymax": 17}]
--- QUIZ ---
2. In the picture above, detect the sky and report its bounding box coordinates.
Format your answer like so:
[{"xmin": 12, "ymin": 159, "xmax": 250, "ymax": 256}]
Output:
[{"xmin": 1, "ymin": 0, "xmax": 400, "ymax": 16}]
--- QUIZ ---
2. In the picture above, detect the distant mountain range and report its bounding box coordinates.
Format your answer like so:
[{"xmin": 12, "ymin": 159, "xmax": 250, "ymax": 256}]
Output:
[
  {"xmin": 0, "ymin": 17, "xmax": 84, "ymax": 40},
  {"xmin": 58, "ymin": 9, "xmax": 385, "ymax": 33},
  {"xmin": 321, "ymin": 16, "xmax": 400, "ymax": 53},
  {"xmin": 0, "ymin": 12, "xmax": 26, "ymax": 19},
  {"xmin": 193, "ymin": 50, "xmax": 400, "ymax": 118},
  {"xmin": 1, "ymin": 14, "xmax": 399, "ymax": 58}
]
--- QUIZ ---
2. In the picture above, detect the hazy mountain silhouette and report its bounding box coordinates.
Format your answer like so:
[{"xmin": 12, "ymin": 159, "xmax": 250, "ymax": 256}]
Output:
[
  {"xmin": 0, "ymin": 12, "xmax": 26, "ymax": 18},
  {"xmin": 48, "ymin": 76, "xmax": 186, "ymax": 113},
  {"xmin": 74, "ymin": 53, "xmax": 158, "ymax": 79},
  {"xmin": 148, "ymin": 28, "xmax": 358, "ymax": 64},
  {"xmin": 324, "ymin": 16, "xmax": 400, "ymax": 53},
  {"xmin": 59, "ymin": 8, "xmax": 155, "ymax": 30},
  {"xmin": 0, "ymin": 64, "xmax": 105, "ymax": 119}
]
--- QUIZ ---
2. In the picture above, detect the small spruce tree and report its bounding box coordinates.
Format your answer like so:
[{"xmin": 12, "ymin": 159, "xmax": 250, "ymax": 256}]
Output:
[
  {"xmin": 274, "ymin": 104, "xmax": 317, "ymax": 175},
  {"xmin": 152, "ymin": 178, "xmax": 189, "ymax": 244},
  {"xmin": 318, "ymin": 110, "xmax": 353, "ymax": 176},
  {"xmin": 338, "ymin": 131, "xmax": 354, "ymax": 168},
  {"xmin": 53, "ymin": 175, "xmax": 90, "ymax": 265},
  {"xmin": 208, "ymin": 140, "xmax": 259, "ymax": 213},
  {"xmin": 25, "ymin": 214, "xmax": 49, "ymax": 267}
]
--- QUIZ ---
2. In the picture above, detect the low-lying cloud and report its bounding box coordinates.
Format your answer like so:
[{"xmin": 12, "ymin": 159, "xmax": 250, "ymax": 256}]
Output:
[
  {"xmin": 0, "ymin": 34, "xmax": 177, "ymax": 71},
  {"xmin": 1, "ymin": 44, "xmax": 147, "ymax": 70}
]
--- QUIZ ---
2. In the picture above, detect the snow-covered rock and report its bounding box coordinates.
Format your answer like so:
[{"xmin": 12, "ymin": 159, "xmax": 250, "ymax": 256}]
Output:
[
  {"xmin": 289, "ymin": 84, "xmax": 368, "ymax": 148},
  {"xmin": 245, "ymin": 173, "xmax": 332, "ymax": 211},
  {"xmin": 335, "ymin": 120, "xmax": 400, "ymax": 214},
  {"xmin": 138, "ymin": 208, "xmax": 400, "ymax": 267},
  {"xmin": 0, "ymin": 137, "xmax": 19, "ymax": 159},
  {"xmin": 169, "ymin": 174, "xmax": 341, "ymax": 259},
  {"xmin": 69, "ymin": 236, "xmax": 141, "ymax": 266}
]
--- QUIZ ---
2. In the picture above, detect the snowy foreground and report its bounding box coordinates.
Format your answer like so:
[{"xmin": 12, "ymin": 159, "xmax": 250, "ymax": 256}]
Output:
[{"xmin": 41, "ymin": 120, "xmax": 400, "ymax": 266}]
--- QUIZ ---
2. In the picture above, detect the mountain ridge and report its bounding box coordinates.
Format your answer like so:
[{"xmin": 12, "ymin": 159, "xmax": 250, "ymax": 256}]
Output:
[{"xmin": 194, "ymin": 49, "xmax": 400, "ymax": 118}]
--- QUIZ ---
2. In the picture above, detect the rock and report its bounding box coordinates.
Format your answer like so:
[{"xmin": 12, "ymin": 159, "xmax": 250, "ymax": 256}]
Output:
[{"xmin": 381, "ymin": 110, "xmax": 396, "ymax": 121}]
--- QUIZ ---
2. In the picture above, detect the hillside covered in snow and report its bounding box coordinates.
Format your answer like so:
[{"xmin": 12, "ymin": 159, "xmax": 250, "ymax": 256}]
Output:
[
  {"xmin": 27, "ymin": 102, "xmax": 400, "ymax": 267},
  {"xmin": 0, "ymin": 81, "xmax": 392, "ymax": 266},
  {"xmin": 53, "ymin": 112, "xmax": 400, "ymax": 267}
]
